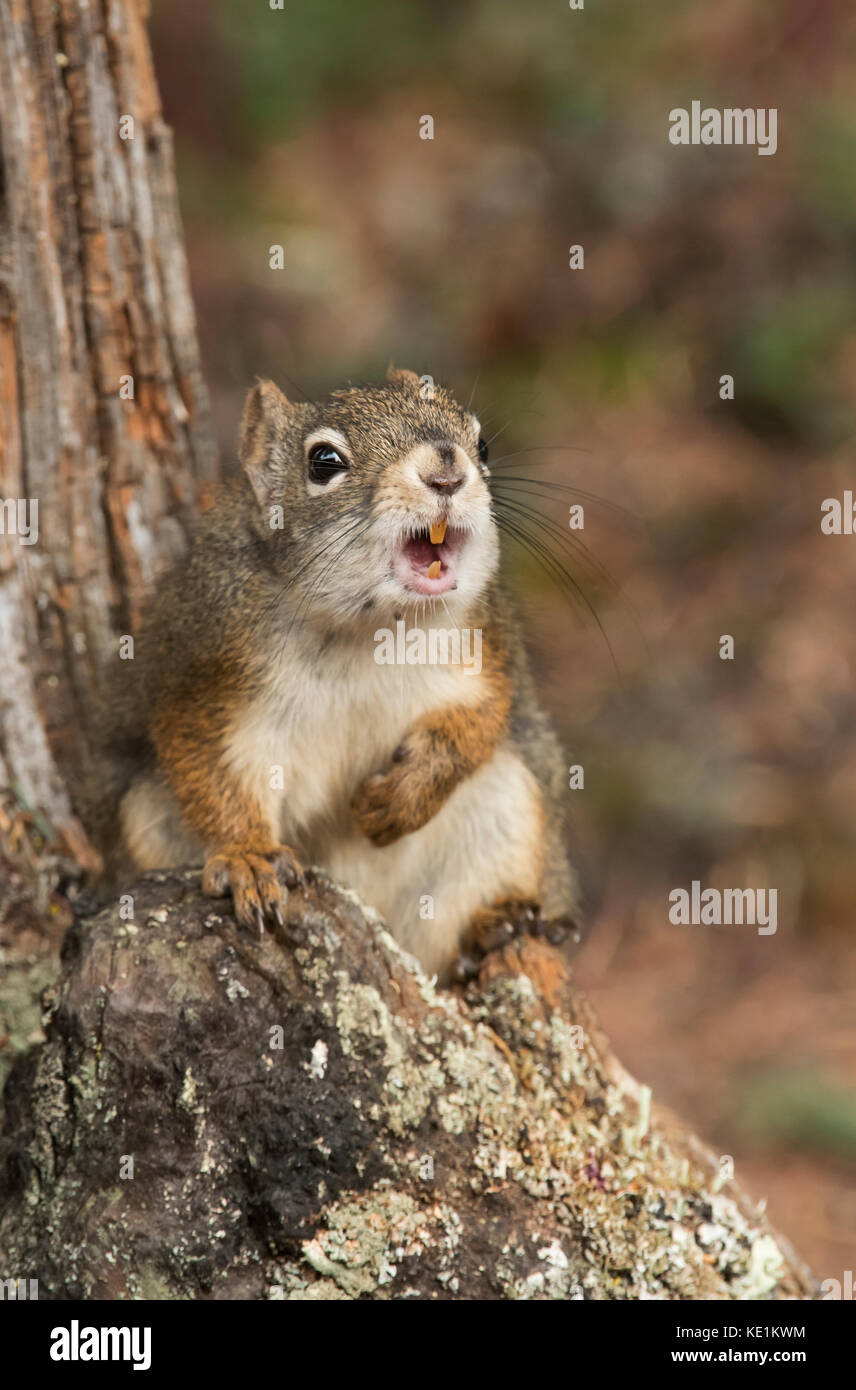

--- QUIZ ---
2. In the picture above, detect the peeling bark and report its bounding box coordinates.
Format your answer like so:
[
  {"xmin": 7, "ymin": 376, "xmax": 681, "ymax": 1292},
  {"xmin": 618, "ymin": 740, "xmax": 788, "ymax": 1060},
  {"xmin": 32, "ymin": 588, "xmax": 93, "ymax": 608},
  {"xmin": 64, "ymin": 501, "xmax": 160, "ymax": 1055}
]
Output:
[
  {"xmin": 0, "ymin": 0, "xmax": 217, "ymax": 866},
  {"xmin": 0, "ymin": 870, "xmax": 818, "ymax": 1301}
]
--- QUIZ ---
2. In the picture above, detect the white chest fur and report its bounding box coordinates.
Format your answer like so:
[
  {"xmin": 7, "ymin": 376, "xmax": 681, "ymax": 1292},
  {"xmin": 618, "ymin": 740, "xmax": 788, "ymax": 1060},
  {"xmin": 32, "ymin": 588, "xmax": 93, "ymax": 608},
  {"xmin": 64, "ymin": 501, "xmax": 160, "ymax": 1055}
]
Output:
[{"xmin": 222, "ymin": 622, "xmax": 483, "ymax": 845}]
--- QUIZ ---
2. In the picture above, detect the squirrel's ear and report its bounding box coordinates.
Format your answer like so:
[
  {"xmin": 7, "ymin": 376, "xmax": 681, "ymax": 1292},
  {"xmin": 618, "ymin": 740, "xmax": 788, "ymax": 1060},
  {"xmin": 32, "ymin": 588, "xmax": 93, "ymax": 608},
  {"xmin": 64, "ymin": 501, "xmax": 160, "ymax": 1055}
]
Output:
[
  {"xmin": 239, "ymin": 379, "xmax": 293, "ymax": 507},
  {"xmin": 386, "ymin": 364, "xmax": 421, "ymax": 388}
]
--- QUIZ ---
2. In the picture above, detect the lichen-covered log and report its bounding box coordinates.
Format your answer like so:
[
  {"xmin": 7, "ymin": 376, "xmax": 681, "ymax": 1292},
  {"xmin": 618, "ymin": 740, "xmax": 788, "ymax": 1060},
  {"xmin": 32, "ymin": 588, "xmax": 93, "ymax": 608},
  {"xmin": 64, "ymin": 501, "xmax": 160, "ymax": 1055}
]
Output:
[
  {"xmin": 0, "ymin": 869, "xmax": 816, "ymax": 1300},
  {"xmin": 0, "ymin": 846, "xmax": 74, "ymax": 1104},
  {"xmin": 0, "ymin": 0, "xmax": 217, "ymax": 868}
]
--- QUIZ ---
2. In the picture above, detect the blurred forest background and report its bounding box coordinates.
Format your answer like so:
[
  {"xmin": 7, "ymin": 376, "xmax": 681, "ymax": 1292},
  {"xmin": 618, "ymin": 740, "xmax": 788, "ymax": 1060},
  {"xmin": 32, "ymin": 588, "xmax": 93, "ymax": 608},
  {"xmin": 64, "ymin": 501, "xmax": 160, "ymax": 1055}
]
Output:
[{"xmin": 150, "ymin": 0, "xmax": 856, "ymax": 1279}]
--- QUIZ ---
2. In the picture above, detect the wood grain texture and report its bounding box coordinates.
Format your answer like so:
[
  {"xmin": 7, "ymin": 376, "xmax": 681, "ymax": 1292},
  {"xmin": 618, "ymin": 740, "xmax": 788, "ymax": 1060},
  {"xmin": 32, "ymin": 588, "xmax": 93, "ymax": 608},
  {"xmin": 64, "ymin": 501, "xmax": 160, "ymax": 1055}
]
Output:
[{"xmin": 0, "ymin": 0, "xmax": 218, "ymax": 866}]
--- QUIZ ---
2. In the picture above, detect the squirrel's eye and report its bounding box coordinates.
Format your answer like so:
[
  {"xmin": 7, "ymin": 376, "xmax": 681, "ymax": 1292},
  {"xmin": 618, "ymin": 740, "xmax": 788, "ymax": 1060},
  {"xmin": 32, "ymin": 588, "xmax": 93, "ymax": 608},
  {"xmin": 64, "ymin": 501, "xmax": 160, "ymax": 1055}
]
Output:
[
  {"xmin": 308, "ymin": 442, "xmax": 348, "ymax": 484},
  {"xmin": 477, "ymin": 437, "xmax": 489, "ymax": 465}
]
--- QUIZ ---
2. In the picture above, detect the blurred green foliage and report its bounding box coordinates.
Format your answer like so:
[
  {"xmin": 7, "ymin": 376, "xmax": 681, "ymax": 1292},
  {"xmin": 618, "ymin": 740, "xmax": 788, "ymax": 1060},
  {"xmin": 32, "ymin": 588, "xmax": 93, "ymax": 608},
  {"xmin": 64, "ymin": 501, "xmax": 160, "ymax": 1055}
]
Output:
[
  {"xmin": 216, "ymin": 0, "xmax": 444, "ymax": 144},
  {"xmin": 153, "ymin": 0, "xmax": 856, "ymax": 447},
  {"xmin": 735, "ymin": 1069, "xmax": 856, "ymax": 1161}
]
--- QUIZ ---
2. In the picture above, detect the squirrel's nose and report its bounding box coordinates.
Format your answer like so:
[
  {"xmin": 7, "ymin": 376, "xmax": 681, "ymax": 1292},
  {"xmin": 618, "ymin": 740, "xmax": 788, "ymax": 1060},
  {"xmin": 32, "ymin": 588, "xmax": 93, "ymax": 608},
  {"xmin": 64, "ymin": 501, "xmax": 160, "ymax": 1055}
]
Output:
[
  {"xmin": 427, "ymin": 471, "xmax": 464, "ymax": 496},
  {"xmin": 424, "ymin": 442, "xmax": 465, "ymax": 496}
]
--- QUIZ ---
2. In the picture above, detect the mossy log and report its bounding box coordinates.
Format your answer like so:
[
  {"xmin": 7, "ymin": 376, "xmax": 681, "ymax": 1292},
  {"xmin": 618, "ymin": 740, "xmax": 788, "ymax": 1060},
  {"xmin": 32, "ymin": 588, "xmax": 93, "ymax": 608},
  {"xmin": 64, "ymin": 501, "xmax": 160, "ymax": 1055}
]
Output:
[{"xmin": 0, "ymin": 868, "xmax": 817, "ymax": 1301}]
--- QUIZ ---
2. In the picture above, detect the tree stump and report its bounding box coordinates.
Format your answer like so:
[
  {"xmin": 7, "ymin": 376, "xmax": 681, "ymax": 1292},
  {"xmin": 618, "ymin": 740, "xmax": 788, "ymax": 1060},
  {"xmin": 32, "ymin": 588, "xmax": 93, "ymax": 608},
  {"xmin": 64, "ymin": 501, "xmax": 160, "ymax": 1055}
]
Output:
[{"xmin": 0, "ymin": 868, "xmax": 817, "ymax": 1301}]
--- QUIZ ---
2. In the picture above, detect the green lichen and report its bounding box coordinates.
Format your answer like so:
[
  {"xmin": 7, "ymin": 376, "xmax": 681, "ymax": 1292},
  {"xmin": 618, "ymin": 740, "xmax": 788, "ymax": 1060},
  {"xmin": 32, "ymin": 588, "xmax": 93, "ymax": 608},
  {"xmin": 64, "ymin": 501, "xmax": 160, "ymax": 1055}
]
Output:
[{"xmin": 301, "ymin": 1188, "xmax": 463, "ymax": 1298}]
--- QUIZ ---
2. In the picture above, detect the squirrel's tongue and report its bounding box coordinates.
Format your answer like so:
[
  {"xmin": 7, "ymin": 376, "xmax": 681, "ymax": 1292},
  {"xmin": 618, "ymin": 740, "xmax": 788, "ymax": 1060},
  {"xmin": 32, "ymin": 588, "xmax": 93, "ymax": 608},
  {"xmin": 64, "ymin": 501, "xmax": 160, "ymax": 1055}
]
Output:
[
  {"xmin": 405, "ymin": 536, "xmax": 437, "ymax": 569},
  {"xmin": 395, "ymin": 522, "xmax": 461, "ymax": 595}
]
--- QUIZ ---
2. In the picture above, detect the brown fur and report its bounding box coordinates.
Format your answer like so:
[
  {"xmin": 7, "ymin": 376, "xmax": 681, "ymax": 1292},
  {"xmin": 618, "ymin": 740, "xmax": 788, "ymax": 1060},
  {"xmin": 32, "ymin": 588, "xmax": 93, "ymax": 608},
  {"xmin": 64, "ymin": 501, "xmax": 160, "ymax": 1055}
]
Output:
[
  {"xmin": 149, "ymin": 675, "xmax": 301, "ymax": 929},
  {"xmin": 351, "ymin": 619, "xmax": 511, "ymax": 845}
]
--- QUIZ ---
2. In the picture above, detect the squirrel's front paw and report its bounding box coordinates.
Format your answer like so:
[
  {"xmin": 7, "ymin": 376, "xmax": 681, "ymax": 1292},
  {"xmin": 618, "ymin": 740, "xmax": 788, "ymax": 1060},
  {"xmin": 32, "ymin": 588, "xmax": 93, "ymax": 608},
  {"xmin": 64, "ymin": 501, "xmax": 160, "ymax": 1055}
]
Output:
[
  {"xmin": 351, "ymin": 735, "xmax": 444, "ymax": 847},
  {"xmin": 202, "ymin": 841, "xmax": 303, "ymax": 936}
]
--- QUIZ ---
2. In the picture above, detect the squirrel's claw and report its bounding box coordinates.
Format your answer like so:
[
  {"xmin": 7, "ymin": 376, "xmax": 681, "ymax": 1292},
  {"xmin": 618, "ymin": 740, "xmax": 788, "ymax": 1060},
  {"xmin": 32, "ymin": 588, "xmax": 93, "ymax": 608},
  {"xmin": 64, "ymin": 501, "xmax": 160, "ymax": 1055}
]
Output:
[
  {"xmin": 202, "ymin": 842, "xmax": 301, "ymax": 939},
  {"xmin": 451, "ymin": 953, "xmax": 482, "ymax": 984},
  {"xmin": 545, "ymin": 917, "xmax": 573, "ymax": 946},
  {"xmin": 270, "ymin": 847, "xmax": 304, "ymax": 889}
]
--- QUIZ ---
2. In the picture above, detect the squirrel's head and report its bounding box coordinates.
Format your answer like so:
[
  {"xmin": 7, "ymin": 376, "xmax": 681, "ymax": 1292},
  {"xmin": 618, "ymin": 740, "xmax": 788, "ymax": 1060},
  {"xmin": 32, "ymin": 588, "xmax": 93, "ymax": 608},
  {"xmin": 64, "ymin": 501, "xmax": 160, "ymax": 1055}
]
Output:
[{"xmin": 238, "ymin": 367, "xmax": 499, "ymax": 625}]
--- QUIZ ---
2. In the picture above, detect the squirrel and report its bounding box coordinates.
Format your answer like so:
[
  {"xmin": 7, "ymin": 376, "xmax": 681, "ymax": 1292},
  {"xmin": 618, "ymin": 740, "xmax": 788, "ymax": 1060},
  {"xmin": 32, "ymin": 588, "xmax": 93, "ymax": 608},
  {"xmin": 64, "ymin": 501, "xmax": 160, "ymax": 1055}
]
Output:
[{"xmin": 112, "ymin": 367, "xmax": 579, "ymax": 982}]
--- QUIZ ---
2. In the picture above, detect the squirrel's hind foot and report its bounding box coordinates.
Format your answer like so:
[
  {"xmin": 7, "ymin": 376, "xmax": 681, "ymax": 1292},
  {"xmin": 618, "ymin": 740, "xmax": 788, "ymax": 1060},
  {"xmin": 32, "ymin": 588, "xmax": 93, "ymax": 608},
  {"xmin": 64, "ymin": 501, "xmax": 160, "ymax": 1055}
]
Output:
[{"xmin": 452, "ymin": 897, "xmax": 573, "ymax": 983}]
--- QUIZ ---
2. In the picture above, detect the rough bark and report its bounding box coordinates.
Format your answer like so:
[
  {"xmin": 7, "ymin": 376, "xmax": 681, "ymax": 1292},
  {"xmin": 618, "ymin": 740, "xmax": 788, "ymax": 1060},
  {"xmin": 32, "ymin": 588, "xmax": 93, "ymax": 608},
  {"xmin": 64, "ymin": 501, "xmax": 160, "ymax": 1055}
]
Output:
[
  {"xmin": 0, "ymin": 869, "xmax": 817, "ymax": 1301},
  {"xmin": 0, "ymin": 0, "xmax": 217, "ymax": 869}
]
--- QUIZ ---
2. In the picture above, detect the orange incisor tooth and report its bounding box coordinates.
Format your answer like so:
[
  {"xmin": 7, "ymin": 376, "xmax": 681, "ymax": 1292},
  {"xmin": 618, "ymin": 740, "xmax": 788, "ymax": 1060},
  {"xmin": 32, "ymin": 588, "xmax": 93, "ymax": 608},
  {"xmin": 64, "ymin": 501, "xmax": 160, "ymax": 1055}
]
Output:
[
  {"xmin": 428, "ymin": 560, "xmax": 442, "ymax": 579},
  {"xmin": 429, "ymin": 520, "xmax": 447, "ymax": 545}
]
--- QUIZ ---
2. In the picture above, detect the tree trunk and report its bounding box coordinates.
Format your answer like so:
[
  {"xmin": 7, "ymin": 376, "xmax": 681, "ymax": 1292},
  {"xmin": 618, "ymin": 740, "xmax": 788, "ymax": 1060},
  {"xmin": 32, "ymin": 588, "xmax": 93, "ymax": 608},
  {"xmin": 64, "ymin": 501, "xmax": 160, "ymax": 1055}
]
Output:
[{"xmin": 0, "ymin": 0, "xmax": 217, "ymax": 871}]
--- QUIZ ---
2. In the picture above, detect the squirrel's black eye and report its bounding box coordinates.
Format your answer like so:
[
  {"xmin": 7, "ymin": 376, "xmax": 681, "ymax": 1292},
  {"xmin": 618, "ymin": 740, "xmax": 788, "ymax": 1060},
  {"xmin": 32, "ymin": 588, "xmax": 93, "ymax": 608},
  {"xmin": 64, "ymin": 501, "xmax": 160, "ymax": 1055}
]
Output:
[
  {"xmin": 308, "ymin": 442, "xmax": 348, "ymax": 484},
  {"xmin": 477, "ymin": 437, "xmax": 489, "ymax": 465}
]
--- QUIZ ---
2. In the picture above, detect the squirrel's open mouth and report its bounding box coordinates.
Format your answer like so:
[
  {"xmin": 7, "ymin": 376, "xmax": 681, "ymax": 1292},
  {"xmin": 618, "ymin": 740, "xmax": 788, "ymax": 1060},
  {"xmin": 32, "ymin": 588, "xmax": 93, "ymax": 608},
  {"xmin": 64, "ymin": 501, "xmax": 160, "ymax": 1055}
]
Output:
[{"xmin": 393, "ymin": 518, "xmax": 467, "ymax": 595}]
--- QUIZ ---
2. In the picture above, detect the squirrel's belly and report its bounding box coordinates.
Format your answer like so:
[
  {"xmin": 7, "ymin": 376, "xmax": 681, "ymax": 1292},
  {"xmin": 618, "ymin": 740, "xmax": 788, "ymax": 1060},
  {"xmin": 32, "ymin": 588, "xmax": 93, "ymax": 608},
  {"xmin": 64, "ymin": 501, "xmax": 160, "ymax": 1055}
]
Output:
[
  {"xmin": 231, "ymin": 655, "xmax": 481, "ymax": 840},
  {"xmin": 319, "ymin": 747, "xmax": 545, "ymax": 980}
]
